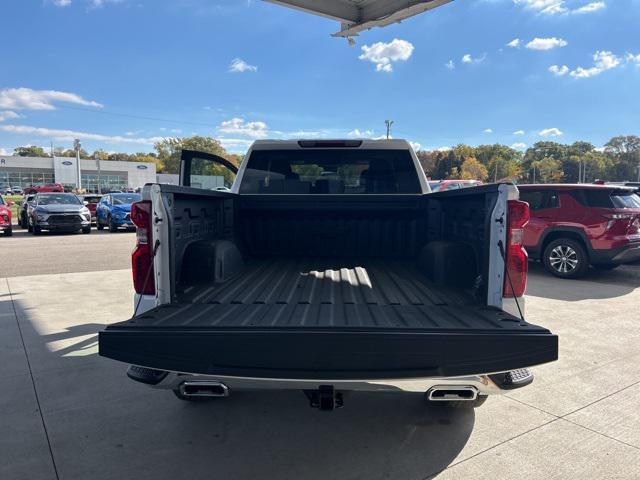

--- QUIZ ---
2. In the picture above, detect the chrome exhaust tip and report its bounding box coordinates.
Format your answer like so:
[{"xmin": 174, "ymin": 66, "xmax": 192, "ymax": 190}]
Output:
[
  {"xmin": 427, "ymin": 386, "xmax": 478, "ymax": 402},
  {"xmin": 179, "ymin": 381, "xmax": 230, "ymax": 398}
]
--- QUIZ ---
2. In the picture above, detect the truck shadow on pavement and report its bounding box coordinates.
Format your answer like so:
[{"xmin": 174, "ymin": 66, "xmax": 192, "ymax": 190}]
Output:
[
  {"xmin": 527, "ymin": 262, "xmax": 640, "ymax": 301},
  {"xmin": 5, "ymin": 296, "xmax": 475, "ymax": 480}
]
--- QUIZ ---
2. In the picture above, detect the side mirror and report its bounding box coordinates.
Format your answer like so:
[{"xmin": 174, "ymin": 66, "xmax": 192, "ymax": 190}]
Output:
[{"xmin": 83, "ymin": 201, "xmax": 89, "ymax": 206}]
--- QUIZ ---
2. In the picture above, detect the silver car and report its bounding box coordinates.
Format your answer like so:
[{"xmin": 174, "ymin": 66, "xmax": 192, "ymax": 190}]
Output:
[{"xmin": 29, "ymin": 193, "xmax": 92, "ymax": 235}]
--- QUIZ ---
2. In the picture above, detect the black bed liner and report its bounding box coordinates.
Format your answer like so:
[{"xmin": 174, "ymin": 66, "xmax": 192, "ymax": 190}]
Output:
[{"xmin": 99, "ymin": 259, "xmax": 558, "ymax": 379}]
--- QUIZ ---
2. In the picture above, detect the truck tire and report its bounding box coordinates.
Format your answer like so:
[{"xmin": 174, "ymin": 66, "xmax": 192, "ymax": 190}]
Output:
[
  {"xmin": 542, "ymin": 238, "xmax": 589, "ymax": 279},
  {"xmin": 33, "ymin": 224, "xmax": 41, "ymax": 235},
  {"xmin": 82, "ymin": 226, "xmax": 91, "ymax": 234},
  {"xmin": 96, "ymin": 218, "xmax": 104, "ymax": 230},
  {"xmin": 4, "ymin": 226, "xmax": 12, "ymax": 237},
  {"xmin": 427, "ymin": 395, "xmax": 488, "ymax": 409}
]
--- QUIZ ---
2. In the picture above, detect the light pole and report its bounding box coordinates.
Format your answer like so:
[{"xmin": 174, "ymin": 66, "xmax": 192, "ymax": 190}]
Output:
[
  {"xmin": 385, "ymin": 120, "xmax": 394, "ymax": 140},
  {"xmin": 73, "ymin": 139, "xmax": 82, "ymax": 191}
]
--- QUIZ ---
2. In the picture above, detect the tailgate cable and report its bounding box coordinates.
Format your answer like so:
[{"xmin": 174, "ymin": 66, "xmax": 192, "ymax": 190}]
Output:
[
  {"xmin": 497, "ymin": 239, "xmax": 526, "ymax": 322},
  {"xmin": 133, "ymin": 238, "xmax": 161, "ymax": 318}
]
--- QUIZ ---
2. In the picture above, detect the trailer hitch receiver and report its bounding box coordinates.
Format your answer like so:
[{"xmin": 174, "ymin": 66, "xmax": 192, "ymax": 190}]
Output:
[{"xmin": 304, "ymin": 385, "xmax": 343, "ymax": 411}]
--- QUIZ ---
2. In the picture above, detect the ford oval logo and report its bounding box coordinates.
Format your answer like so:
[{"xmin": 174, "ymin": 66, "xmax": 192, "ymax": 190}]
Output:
[
  {"xmin": 137, "ymin": 165, "xmax": 148, "ymax": 170},
  {"xmin": 62, "ymin": 161, "xmax": 73, "ymax": 166}
]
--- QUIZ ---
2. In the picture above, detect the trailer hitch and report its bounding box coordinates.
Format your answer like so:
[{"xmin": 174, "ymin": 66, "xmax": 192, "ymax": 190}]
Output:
[{"xmin": 304, "ymin": 385, "xmax": 343, "ymax": 411}]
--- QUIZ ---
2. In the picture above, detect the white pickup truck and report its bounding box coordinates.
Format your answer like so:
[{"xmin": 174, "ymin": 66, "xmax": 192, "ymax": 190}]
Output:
[{"xmin": 99, "ymin": 139, "xmax": 557, "ymax": 410}]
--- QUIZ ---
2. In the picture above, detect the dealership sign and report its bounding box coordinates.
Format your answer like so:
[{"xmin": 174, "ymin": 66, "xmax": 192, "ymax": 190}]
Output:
[
  {"xmin": 137, "ymin": 165, "xmax": 148, "ymax": 170},
  {"xmin": 62, "ymin": 161, "xmax": 73, "ymax": 166},
  {"xmin": 0, "ymin": 158, "xmax": 5, "ymax": 165}
]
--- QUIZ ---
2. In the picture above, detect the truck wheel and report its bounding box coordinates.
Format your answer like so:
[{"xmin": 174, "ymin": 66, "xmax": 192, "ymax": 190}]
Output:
[
  {"xmin": 543, "ymin": 239, "xmax": 588, "ymax": 279},
  {"xmin": 96, "ymin": 218, "xmax": 104, "ymax": 230},
  {"xmin": 82, "ymin": 226, "xmax": 91, "ymax": 234},
  {"xmin": 109, "ymin": 217, "xmax": 118, "ymax": 233},
  {"xmin": 33, "ymin": 224, "xmax": 41, "ymax": 235},
  {"xmin": 4, "ymin": 227, "xmax": 12, "ymax": 237},
  {"xmin": 427, "ymin": 395, "xmax": 488, "ymax": 409}
]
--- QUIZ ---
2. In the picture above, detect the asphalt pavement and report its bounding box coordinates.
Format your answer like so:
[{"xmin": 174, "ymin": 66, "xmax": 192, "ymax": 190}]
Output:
[
  {"xmin": 1, "ymin": 232, "xmax": 639, "ymax": 480},
  {"xmin": 0, "ymin": 228, "xmax": 135, "ymax": 277}
]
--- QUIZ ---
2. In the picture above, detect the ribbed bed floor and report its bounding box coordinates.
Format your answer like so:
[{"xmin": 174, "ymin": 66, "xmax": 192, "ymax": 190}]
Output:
[{"xmin": 125, "ymin": 259, "xmax": 535, "ymax": 332}]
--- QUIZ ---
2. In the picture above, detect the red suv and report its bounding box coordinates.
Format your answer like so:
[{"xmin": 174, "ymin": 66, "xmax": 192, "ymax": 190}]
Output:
[
  {"xmin": 519, "ymin": 184, "xmax": 640, "ymax": 278},
  {"xmin": 23, "ymin": 183, "xmax": 64, "ymax": 194}
]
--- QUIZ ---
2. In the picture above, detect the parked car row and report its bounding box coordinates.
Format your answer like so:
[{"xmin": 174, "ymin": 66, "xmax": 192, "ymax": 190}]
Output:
[{"xmin": 6, "ymin": 191, "xmax": 141, "ymax": 235}]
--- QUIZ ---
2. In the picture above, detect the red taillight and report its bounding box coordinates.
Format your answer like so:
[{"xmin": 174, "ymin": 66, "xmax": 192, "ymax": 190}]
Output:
[
  {"xmin": 504, "ymin": 200, "xmax": 530, "ymax": 298},
  {"xmin": 131, "ymin": 201, "xmax": 155, "ymax": 295}
]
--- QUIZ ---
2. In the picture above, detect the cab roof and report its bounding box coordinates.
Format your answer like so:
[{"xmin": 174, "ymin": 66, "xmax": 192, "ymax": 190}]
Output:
[{"xmin": 251, "ymin": 139, "xmax": 412, "ymax": 150}]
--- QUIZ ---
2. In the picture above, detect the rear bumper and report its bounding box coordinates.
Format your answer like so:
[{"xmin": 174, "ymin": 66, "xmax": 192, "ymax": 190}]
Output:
[
  {"xmin": 591, "ymin": 242, "xmax": 640, "ymax": 265},
  {"xmin": 128, "ymin": 368, "xmax": 530, "ymax": 395}
]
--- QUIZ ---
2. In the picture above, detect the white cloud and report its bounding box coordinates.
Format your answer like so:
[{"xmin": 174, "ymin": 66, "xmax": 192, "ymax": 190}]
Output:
[
  {"xmin": 0, "ymin": 111, "xmax": 20, "ymax": 122},
  {"xmin": 359, "ymin": 39, "xmax": 414, "ymax": 73},
  {"xmin": 409, "ymin": 141, "xmax": 421, "ymax": 152},
  {"xmin": 513, "ymin": 130, "xmax": 526, "ymax": 135},
  {"xmin": 53, "ymin": 0, "xmax": 72, "ymax": 6},
  {"xmin": 539, "ymin": 127, "xmax": 563, "ymax": 137},
  {"xmin": 573, "ymin": 1, "xmax": 605, "ymax": 14},
  {"xmin": 507, "ymin": 39, "xmax": 521, "ymax": 48},
  {"xmin": 0, "ymin": 124, "xmax": 164, "ymax": 145},
  {"xmin": 348, "ymin": 128, "xmax": 374, "ymax": 138},
  {"xmin": 514, "ymin": 0, "xmax": 606, "ymax": 15},
  {"xmin": 513, "ymin": 0, "xmax": 568, "ymax": 14},
  {"xmin": 570, "ymin": 50, "xmax": 620, "ymax": 78},
  {"xmin": 229, "ymin": 58, "xmax": 257, "ymax": 73},
  {"xmin": 445, "ymin": 60, "xmax": 455, "ymax": 70},
  {"xmin": 0, "ymin": 148, "xmax": 12, "ymax": 155},
  {"xmin": 626, "ymin": 53, "xmax": 640, "ymax": 66},
  {"xmin": 218, "ymin": 117, "xmax": 268, "ymax": 138},
  {"xmin": 0, "ymin": 87, "xmax": 103, "ymax": 111},
  {"xmin": 217, "ymin": 138, "xmax": 254, "ymax": 151},
  {"xmin": 511, "ymin": 142, "xmax": 528, "ymax": 150},
  {"xmin": 525, "ymin": 37, "xmax": 568, "ymax": 51},
  {"xmin": 462, "ymin": 53, "xmax": 486, "ymax": 64},
  {"xmin": 549, "ymin": 65, "xmax": 569, "ymax": 76},
  {"xmin": 483, "ymin": 128, "xmax": 493, "ymax": 134}
]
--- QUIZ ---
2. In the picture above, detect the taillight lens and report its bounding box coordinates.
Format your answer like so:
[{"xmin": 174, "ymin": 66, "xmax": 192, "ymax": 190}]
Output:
[
  {"xmin": 504, "ymin": 200, "xmax": 530, "ymax": 298},
  {"xmin": 131, "ymin": 201, "xmax": 155, "ymax": 295}
]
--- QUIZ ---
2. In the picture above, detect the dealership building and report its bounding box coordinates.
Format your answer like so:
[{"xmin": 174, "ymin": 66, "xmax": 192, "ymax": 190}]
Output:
[{"xmin": 0, "ymin": 155, "xmax": 156, "ymax": 193}]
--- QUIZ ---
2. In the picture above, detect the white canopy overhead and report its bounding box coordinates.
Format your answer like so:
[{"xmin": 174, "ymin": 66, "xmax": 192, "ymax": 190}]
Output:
[{"xmin": 265, "ymin": 0, "xmax": 453, "ymax": 38}]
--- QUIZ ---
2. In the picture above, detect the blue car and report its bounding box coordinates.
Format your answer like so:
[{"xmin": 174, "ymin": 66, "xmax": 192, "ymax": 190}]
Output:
[{"xmin": 96, "ymin": 192, "xmax": 141, "ymax": 232}]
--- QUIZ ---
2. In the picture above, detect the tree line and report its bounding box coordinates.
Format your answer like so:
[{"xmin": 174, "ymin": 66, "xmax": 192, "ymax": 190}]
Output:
[
  {"xmin": 10, "ymin": 134, "xmax": 640, "ymax": 183},
  {"xmin": 11, "ymin": 136, "xmax": 243, "ymax": 174},
  {"xmin": 416, "ymin": 135, "xmax": 640, "ymax": 183}
]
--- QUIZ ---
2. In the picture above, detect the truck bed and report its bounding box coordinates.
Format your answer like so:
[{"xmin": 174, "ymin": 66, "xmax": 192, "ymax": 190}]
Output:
[{"xmin": 100, "ymin": 259, "xmax": 558, "ymax": 379}]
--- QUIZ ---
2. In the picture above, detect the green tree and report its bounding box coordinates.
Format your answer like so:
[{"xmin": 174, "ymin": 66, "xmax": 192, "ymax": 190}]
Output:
[
  {"xmin": 460, "ymin": 157, "xmax": 489, "ymax": 181},
  {"xmin": 604, "ymin": 135, "xmax": 640, "ymax": 181},
  {"xmin": 532, "ymin": 157, "xmax": 563, "ymax": 183},
  {"xmin": 92, "ymin": 149, "xmax": 110, "ymax": 161},
  {"xmin": 13, "ymin": 146, "xmax": 50, "ymax": 157}
]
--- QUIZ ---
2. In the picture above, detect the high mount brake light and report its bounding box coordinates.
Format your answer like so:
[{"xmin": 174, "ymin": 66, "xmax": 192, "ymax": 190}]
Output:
[
  {"xmin": 131, "ymin": 201, "xmax": 155, "ymax": 295},
  {"xmin": 504, "ymin": 200, "xmax": 530, "ymax": 298}
]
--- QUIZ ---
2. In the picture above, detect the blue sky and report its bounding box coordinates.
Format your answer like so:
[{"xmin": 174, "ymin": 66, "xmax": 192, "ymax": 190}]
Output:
[{"xmin": 1, "ymin": 0, "xmax": 639, "ymax": 155}]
